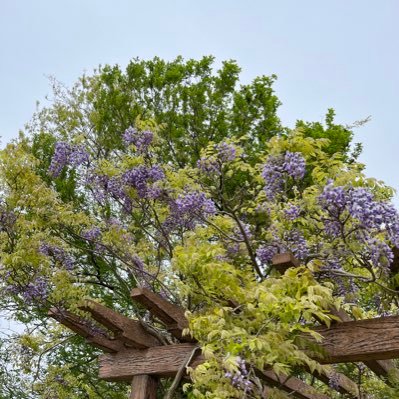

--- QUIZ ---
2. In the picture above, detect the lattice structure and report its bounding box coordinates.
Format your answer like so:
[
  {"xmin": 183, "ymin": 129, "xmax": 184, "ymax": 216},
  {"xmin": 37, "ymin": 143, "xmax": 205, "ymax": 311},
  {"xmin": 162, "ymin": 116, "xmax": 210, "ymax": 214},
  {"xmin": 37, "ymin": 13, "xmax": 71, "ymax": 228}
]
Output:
[{"xmin": 49, "ymin": 253, "xmax": 399, "ymax": 399}]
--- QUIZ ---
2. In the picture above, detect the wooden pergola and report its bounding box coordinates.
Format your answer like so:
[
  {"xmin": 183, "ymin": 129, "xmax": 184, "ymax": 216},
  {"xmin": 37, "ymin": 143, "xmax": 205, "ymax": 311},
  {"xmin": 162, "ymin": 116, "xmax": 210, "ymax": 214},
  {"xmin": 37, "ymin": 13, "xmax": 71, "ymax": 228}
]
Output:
[{"xmin": 49, "ymin": 254, "xmax": 399, "ymax": 398}]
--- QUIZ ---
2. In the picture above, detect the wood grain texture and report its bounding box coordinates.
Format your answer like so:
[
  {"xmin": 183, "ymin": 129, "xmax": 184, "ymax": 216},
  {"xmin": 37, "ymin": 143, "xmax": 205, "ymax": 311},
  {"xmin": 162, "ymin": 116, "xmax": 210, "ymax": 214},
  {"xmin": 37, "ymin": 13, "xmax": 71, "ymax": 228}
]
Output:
[
  {"xmin": 271, "ymin": 253, "xmax": 300, "ymax": 273},
  {"xmin": 99, "ymin": 343, "xmax": 202, "ymax": 381},
  {"xmin": 313, "ymin": 315, "xmax": 399, "ymax": 363},
  {"xmin": 100, "ymin": 344, "xmax": 328, "ymax": 399},
  {"xmin": 328, "ymin": 306, "xmax": 399, "ymax": 384},
  {"xmin": 131, "ymin": 288, "xmax": 191, "ymax": 341},
  {"xmin": 48, "ymin": 308, "xmax": 124, "ymax": 353},
  {"xmin": 80, "ymin": 300, "xmax": 160, "ymax": 348},
  {"xmin": 310, "ymin": 366, "xmax": 359, "ymax": 397},
  {"xmin": 130, "ymin": 375, "xmax": 158, "ymax": 399},
  {"xmin": 260, "ymin": 371, "xmax": 329, "ymax": 399},
  {"xmin": 274, "ymin": 252, "xmax": 399, "ymax": 385}
]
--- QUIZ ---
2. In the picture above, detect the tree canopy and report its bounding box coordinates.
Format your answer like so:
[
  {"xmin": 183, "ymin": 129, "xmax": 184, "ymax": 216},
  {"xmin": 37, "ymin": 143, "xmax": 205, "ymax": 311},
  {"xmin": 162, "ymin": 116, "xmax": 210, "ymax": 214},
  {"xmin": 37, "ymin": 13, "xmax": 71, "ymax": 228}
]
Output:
[{"xmin": 0, "ymin": 56, "xmax": 398, "ymax": 398}]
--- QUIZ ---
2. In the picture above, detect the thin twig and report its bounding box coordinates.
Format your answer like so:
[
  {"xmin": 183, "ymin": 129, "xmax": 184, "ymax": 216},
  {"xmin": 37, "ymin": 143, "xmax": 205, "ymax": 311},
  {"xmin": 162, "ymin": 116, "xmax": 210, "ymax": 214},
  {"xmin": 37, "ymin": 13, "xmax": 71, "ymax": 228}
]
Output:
[{"xmin": 164, "ymin": 346, "xmax": 200, "ymax": 399}]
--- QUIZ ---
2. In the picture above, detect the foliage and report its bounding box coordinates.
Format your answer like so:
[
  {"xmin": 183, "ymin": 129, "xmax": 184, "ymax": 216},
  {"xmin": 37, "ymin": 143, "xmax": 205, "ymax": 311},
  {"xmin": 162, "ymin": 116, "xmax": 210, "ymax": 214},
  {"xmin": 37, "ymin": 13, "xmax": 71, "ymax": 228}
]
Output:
[{"xmin": 0, "ymin": 56, "xmax": 396, "ymax": 398}]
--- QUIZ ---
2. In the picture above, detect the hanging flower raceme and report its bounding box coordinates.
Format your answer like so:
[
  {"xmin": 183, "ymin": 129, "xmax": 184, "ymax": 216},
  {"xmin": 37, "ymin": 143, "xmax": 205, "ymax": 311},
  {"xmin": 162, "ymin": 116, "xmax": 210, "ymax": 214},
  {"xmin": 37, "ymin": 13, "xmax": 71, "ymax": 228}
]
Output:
[
  {"xmin": 122, "ymin": 164, "xmax": 165, "ymax": 199},
  {"xmin": 122, "ymin": 127, "xmax": 154, "ymax": 153},
  {"xmin": 261, "ymin": 151, "xmax": 306, "ymax": 199},
  {"xmin": 6, "ymin": 275, "xmax": 49, "ymax": 304},
  {"xmin": 197, "ymin": 141, "xmax": 237, "ymax": 175},
  {"xmin": 39, "ymin": 243, "xmax": 75, "ymax": 271},
  {"xmin": 48, "ymin": 142, "xmax": 89, "ymax": 177},
  {"xmin": 318, "ymin": 182, "xmax": 399, "ymax": 244},
  {"xmin": 164, "ymin": 191, "xmax": 217, "ymax": 231}
]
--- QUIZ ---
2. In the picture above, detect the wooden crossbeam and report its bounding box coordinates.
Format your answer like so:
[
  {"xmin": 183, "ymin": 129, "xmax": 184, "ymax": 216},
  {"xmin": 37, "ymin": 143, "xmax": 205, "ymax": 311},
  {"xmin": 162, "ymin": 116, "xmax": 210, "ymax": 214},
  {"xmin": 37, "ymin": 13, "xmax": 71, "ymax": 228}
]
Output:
[
  {"xmin": 310, "ymin": 366, "xmax": 359, "ymax": 397},
  {"xmin": 131, "ymin": 288, "xmax": 192, "ymax": 341},
  {"xmin": 260, "ymin": 371, "xmax": 329, "ymax": 399},
  {"xmin": 53, "ymin": 297, "xmax": 326, "ymax": 399},
  {"xmin": 312, "ymin": 315, "xmax": 399, "ymax": 363},
  {"xmin": 48, "ymin": 308, "xmax": 124, "ymax": 353},
  {"xmin": 100, "ymin": 344, "xmax": 329, "ymax": 399},
  {"xmin": 99, "ymin": 315, "xmax": 399, "ymax": 385},
  {"xmin": 131, "ymin": 287, "xmax": 358, "ymax": 397},
  {"xmin": 99, "ymin": 343, "xmax": 202, "ymax": 380},
  {"xmin": 328, "ymin": 307, "xmax": 399, "ymax": 384},
  {"xmin": 79, "ymin": 300, "xmax": 161, "ymax": 348},
  {"xmin": 272, "ymin": 253, "xmax": 300, "ymax": 274},
  {"xmin": 272, "ymin": 253, "xmax": 399, "ymax": 386}
]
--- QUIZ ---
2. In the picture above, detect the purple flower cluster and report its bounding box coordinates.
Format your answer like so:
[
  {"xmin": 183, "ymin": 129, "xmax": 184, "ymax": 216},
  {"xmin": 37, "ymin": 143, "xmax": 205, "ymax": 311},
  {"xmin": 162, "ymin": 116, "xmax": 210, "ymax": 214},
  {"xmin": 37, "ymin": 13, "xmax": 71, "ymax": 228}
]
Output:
[
  {"xmin": 284, "ymin": 204, "xmax": 301, "ymax": 221},
  {"xmin": 122, "ymin": 165, "xmax": 165, "ymax": 199},
  {"xmin": 7, "ymin": 276, "xmax": 49, "ymax": 304},
  {"xmin": 256, "ymin": 245, "xmax": 279, "ymax": 264},
  {"xmin": 197, "ymin": 142, "xmax": 237, "ymax": 175},
  {"xmin": 328, "ymin": 372, "xmax": 340, "ymax": 391},
  {"xmin": 122, "ymin": 127, "xmax": 154, "ymax": 153},
  {"xmin": 363, "ymin": 237, "xmax": 394, "ymax": 270},
  {"xmin": 48, "ymin": 142, "xmax": 89, "ymax": 177},
  {"xmin": 283, "ymin": 152, "xmax": 306, "ymax": 180},
  {"xmin": 319, "ymin": 182, "xmax": 399, "ymax": 246},
  {"xmin": 39, "ymin": 243, "xmax": 74, "ymax": 271},
  {"xmin": 234, "ymin": 223, "xmax": 253, "ymax": 242},
  {"xmin": 86, "ymin": 172, "xmax": 128, "ymax": 207},
  {"xmin": 216, "ymin": 142, "xmax": 237, "ymax": 163},
  {"xmin": 82, "ymin": 227, "xmax": 105, "ymax": 253},
  {"xmin": 224, "ymin": 357, "xmax": 253, "ymax": 393},
  {"xmin": 0, "ymin": 208, "xmax": 16, "ymax": 232},
  {"xmin": 323, "ymin": 220, "xmax": 341, "ymax": 238},
  {"xmin": 23, "ymin": 277, "xmax": 49, "ymax": 303},
  {"xmin": 349, "ymin": 188, "xmax": 398, "ymax": 233},
  {"xmin": 164, "ymin": 191, "xmax": 216, "ymax": 231},
  {"xmin": 82, "ymin": 227, "xmax": 101, "ymax": 241},
  {"xmin": 87, "ymin": 165, "xmax": 164, "ymax": 213},
  {"xmin": 261, "ymin": 152, "xmax": 306, "ymax": 199},
  {"xmin": 256, "ymin": 229, "xmax": 308, "ymax": 266},
  {"xmin": 197, "ymin": 158, "xmax": 219, "ymax": 174},
  {"xmin": 284, "ymin": 229, "xmax": 308, "ymax": 261}
]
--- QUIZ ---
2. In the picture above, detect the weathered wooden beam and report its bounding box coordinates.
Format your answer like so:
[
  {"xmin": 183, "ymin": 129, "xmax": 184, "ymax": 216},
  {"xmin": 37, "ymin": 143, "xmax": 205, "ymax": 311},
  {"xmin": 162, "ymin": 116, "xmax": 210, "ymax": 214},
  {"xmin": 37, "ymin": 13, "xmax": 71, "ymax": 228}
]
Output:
[
  {"xmin": 260, "ymin": 370, "xmax": 329, "ymax": 399},
  {"xmin": 131, "ymin": 288, "xmax": 191, "ymax": 341},
  {"xmin": 100, "ymin": 344, "xmax": 328, "ymax": 399},
  {"xmin": 100, "ymin": 314, "xmax": 399, "ymax": 376},
  {"xmin": 130, "ymin": 288, "xmax": 358, "ymax": 397},
  {"xmin": 312, "ymin": 315, "xmax": 399, "ymax": 363},
  {"xmin": 273, "ymin": 253, "xmax": 399, "ymax": 386},
  {"xmin": 130, "ymin": 375, "xmax": 158, "ymax": 399},
  {"xmin": 272, "ymin": 252, "xmax": 300, "ymax": 273},
  {"xmin": 328, "ymin": 307, "xmax": 399, "ymax": 384},
  {"xmin": 99, "ymin": 343, "xmax": 202, "ymax": 380},
  {"xmin": 48, "ymin": 308, "xmax": 124, "ymax": 353},
  {"xmin": 310, "ymin": 366, "xmax": 359, "ymax": 397},
  {"xmin": 79, "ymin": 300, "xmax": 161, "ymax": 348}
]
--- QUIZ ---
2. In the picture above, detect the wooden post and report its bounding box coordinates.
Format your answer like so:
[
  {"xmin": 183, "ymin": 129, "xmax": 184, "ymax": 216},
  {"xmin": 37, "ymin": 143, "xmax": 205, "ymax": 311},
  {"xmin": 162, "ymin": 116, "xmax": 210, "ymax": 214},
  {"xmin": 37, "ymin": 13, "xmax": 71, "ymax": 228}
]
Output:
[{"xmin": 130, "ymin": 375, "xmax": 158, "ymax": 399}]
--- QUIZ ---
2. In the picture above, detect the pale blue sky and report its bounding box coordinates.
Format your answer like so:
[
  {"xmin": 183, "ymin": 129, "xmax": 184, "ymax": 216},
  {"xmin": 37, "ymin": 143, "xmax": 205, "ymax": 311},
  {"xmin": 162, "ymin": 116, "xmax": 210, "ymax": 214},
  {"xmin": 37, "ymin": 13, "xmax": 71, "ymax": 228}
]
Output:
[{"xmin": 1, "ymin": 0, "xmax": 398, "ymax": 196}]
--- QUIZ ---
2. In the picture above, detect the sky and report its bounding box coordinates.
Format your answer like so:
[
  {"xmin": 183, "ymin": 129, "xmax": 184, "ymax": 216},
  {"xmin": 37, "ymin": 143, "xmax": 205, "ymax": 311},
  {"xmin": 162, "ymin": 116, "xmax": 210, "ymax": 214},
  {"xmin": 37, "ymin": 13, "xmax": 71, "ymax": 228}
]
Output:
[{"xmin": 0, "ymin": 0, "xmax": 398, "ymax": 199}]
